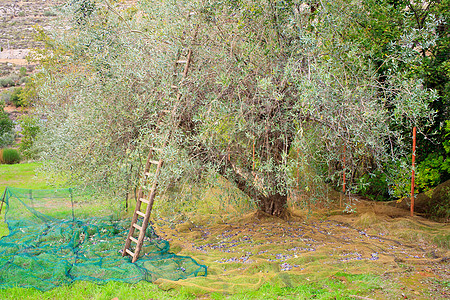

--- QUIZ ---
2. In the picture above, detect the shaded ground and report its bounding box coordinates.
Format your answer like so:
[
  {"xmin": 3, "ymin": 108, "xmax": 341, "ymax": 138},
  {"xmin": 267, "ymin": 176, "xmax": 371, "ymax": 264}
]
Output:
[{"xmin": 152, "ymin": 200, "xmax": 449, "ymax": 299}]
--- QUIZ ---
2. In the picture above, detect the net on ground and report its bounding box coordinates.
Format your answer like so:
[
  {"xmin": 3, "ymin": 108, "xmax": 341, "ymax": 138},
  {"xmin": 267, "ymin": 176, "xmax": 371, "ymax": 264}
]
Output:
[{"xmin": 0, "ymin": 187, "xmax": 207, "ymax": 291}]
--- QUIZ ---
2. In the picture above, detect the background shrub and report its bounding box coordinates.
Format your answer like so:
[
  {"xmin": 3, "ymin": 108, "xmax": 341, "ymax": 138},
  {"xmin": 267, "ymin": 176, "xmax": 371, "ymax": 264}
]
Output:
[
  {"xmin": 0, "ymin": 148, "xmax": 21, "ymax": 164},
  {"xmin": 0, "ymin": 102, "xmax": 14, "ymax": 148},
  {"xmin": 0, "ymin": 132, "xmax": 15, "ymax": 148},
  {"xmin": 0, "ymin": 90, "xmax": 11, "ymax": 105},
  {"xmin": 18, "ymin": 115, "xmax": 40, "ymax": 159},
  {"xmin": 355, "ymin": 171, "xmax": 390, "ymax": 201},
  {"xmin": 10, "ymin": 87, "xmax": 24, "ymax": 107},
  {"xmin": 19, "ymin": 76, "xmax": 29, "ymax": 85},
  {"xmin": 0, "ymin": 103, "xmax": 13, "ymax": 136},
  {"xmin": 0, "ymin": 77, "xmax": 15, "ymax": 88},
  {"xmin": 19, "ymin": 67, "xmax": 27, "ymax": 78}
]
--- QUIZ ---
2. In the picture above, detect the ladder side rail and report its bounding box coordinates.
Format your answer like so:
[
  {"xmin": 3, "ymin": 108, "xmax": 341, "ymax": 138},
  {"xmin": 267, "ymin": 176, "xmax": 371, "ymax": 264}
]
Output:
[
  {"xmin": 122, "ymin": 150, "xmax": 155, "ymax": 256},
  {"xmin": 132, "ymin": 160, "xmax": 164, "ymax": 262},
  {"xmin": 124, "ymin": 21, "xmax": 199, "ymax": 262}
]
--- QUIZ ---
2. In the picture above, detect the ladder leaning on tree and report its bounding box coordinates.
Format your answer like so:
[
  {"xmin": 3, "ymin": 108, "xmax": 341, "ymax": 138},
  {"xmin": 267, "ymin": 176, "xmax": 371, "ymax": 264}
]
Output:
[{"xmin": 122, "ymin": 26, "xmax": 198, "ymax": 263}]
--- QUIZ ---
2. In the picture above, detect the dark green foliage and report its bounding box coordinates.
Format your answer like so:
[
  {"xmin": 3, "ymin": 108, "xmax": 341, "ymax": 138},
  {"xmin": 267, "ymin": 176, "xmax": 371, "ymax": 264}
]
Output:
[
  {"xmin": 417, "ymin": 121, "xmax": 450, "ymax": 191},
  {"xmin": 0, "ymin": 103, "xmax": 14, "ymax": 148},
  {"xmin": 418, "ymin": 0, "xmax": 450, "ymax": 185},
  {"xmin": 1, "ymin": 148, "xmax": 21, "ymax": 164},
  {"xmin": 361, "ymin": 0, "xmax": 450, "ymax": 188},
  {"xmin": 70, "ymin": 0, "xmax": 96, "ymax": 26},
  {"xmin": 0, "ymin": 104, "xmax": 13, "ymax": 137},
  {"xmin": 356, "ymin": 171, "xmax": 389, "ymax": 202},
  {"xmin": 319, "ymin": 0, "xmax": 449, "ymax": 197}
]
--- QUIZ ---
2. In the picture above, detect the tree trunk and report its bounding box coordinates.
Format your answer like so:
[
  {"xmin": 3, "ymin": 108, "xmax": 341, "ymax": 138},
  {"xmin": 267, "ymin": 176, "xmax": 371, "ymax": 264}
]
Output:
[
  {"xmin": 185, "ymin": 143, "xmax": 289, "ymax": 217},
  {"xmin": 257, "ymin": 194, "xmax": 288, "ymax": 217}
]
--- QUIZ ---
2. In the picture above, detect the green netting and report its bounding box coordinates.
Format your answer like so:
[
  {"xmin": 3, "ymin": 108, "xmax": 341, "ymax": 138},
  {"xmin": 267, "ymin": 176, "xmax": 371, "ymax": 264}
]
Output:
[{"xmin": 0, "ymin": 187, "xmax": 207, "ymax": 291}]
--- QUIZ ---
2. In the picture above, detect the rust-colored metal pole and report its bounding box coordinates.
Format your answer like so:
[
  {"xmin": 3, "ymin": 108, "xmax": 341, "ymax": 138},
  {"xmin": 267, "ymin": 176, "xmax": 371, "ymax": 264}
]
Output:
[
  {"xmin": 341, "ymin": 152, "xmax": 346, "ymax": 208},
  {"xmin": 343, "ymin": 154, "xmax": 346, "ymax": 194},
  {"xmin": 253, "ymin": 141, "xmax": 256, "ymax": 171},
  {"xmin": 411, "ymin": 127, "xmax": 416, "ymax": 217}
]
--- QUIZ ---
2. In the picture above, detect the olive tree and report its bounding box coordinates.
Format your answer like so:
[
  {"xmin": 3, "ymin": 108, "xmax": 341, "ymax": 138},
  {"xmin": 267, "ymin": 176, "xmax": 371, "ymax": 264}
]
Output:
[{"xmin": 34, "ymin": 0, "xmax": 436, "ymax": 216}]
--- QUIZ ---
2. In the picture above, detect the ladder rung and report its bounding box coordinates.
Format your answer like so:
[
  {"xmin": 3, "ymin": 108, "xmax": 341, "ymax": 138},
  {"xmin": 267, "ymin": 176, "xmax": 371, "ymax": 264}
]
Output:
[
  {"xmin": 139, "ymin": 197, "xmax": 149, "ymax": 204},
  {"xmin": 125, "ymin": 249, "xmax": 134, "ymax": 257},
  {"xmin": 129, "ymin": 236, "xmax": 138, "ymax": 244},
  {"xmin": 171, "ymin": 85, "xmax": 178, "ymax": 89},
  {"xmin": 144, "ymin": 172, "xmax": 153, "ymax": 177},
  {"xmin": 133, "ymin": 223, "xmax": 143, "ymax": 231},
  {"xmin": 149, "ymin": 159, "xmax": 160, "ymax": 165},
  {"xmin": 136, "ymin": 210, "xmax": 145, "ymax": 217},
  {"xmin": 176, "ymin": 60, "xmax": 187, "ymax": 64}
]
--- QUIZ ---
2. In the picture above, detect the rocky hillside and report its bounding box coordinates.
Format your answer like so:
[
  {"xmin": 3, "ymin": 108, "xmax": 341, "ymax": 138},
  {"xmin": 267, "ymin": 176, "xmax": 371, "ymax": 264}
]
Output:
[
  {"xmin": 0, "ymin": 0, "xmax": 61, "ymax": 52},
  {"xmin": 0, "ymin": 0, "xmax": 61, "ymax": 78}
]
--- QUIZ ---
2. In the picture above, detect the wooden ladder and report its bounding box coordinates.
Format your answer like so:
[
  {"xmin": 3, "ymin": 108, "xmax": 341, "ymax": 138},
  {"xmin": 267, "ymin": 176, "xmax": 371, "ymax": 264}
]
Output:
[{"xmin": 122, "ymin": 41, "xmax": 195, "ymax": 263}]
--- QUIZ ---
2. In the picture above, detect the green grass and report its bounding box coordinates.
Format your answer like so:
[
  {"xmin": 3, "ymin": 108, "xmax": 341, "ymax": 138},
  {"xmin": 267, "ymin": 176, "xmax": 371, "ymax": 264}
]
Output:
[
  {"xmin": 0, "ymin": 281, "xmax": 194, "ymax": 300},
  {"xmin": 210, "ymin": 273, "xmax": 383, "ymax": 299},
  {"xmin": 0, "ymin": 162, "xmax": 51, "ymax": 196},
  {"xmin": 0, "ymin": 273, "xmax": 383, "ymax": 300}
]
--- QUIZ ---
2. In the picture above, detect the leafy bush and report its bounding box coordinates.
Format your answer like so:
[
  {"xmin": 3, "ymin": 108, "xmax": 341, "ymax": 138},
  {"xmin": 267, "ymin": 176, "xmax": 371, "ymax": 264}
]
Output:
[
  {"xmin": 0, "ymin": 103, "xmax": 14, "ymax": 148},
  {"xmin": 0, "ymin": 76, "xmax": 16, "ymax": 88},
  {"xmin": 0, "ymin": 90, "xmax": 11, "ymax": 104},
  {"xmin": 417, "ymin": 153, "xmax": 450, "ymax": 190},
  {"xmin": 19, "ymin": 67, "xmax": 27, "ymax": 78},
  {"xmin": 19, "ymin": 76, "xmax": 28, "ymax": 85},
  {"xmin": 10, "ymin": 87, "xmax": 24, "ymax": 107},
  {"xmin": 18, "ymin": 115, "xmax": 40, "ymax": 159},
  {"xmin": 15, "ymin": 78, "xmax": 37, "ymax": 107},
  {"xmin": 355, "ymin": 171, "xmax": 390, "ymax": 201},
  {"xmin": 0, "ymin": 132, "xmax": 15, "ymax": 148},
  {"xmin": 0, "ymin": 103, "xmax": 13, "ymax": 136},
  {"xmin": 417, "ymin": 121, "xmax": 450, "ymax": 191},
  {"xmin": 0, "ymin": 148, "xmax": 20, "ymax": 164},
  {"xmin": 43, "ymin": 10, "xmax": 57, "ymax": 17}
]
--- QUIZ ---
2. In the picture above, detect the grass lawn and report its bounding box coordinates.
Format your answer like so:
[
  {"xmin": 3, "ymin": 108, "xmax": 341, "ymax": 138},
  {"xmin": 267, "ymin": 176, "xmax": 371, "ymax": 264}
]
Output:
[
  {"xmin": 0, "ymin": 162, "xmax": 51, "ymax": 196},
  {"xmin": 0, "ymin": 274, "xmax": 383, "ymax": 300}
]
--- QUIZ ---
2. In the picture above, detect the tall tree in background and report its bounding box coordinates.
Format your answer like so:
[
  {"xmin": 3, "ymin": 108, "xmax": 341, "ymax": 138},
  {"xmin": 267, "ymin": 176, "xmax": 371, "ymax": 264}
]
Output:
[
  {"xmin": 333, "ymin": 0, "xmax": 450, "ymax": 190},
  {"xmin": 33, "ymin": 0, "xmax": 437, "ymax": 216}
]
